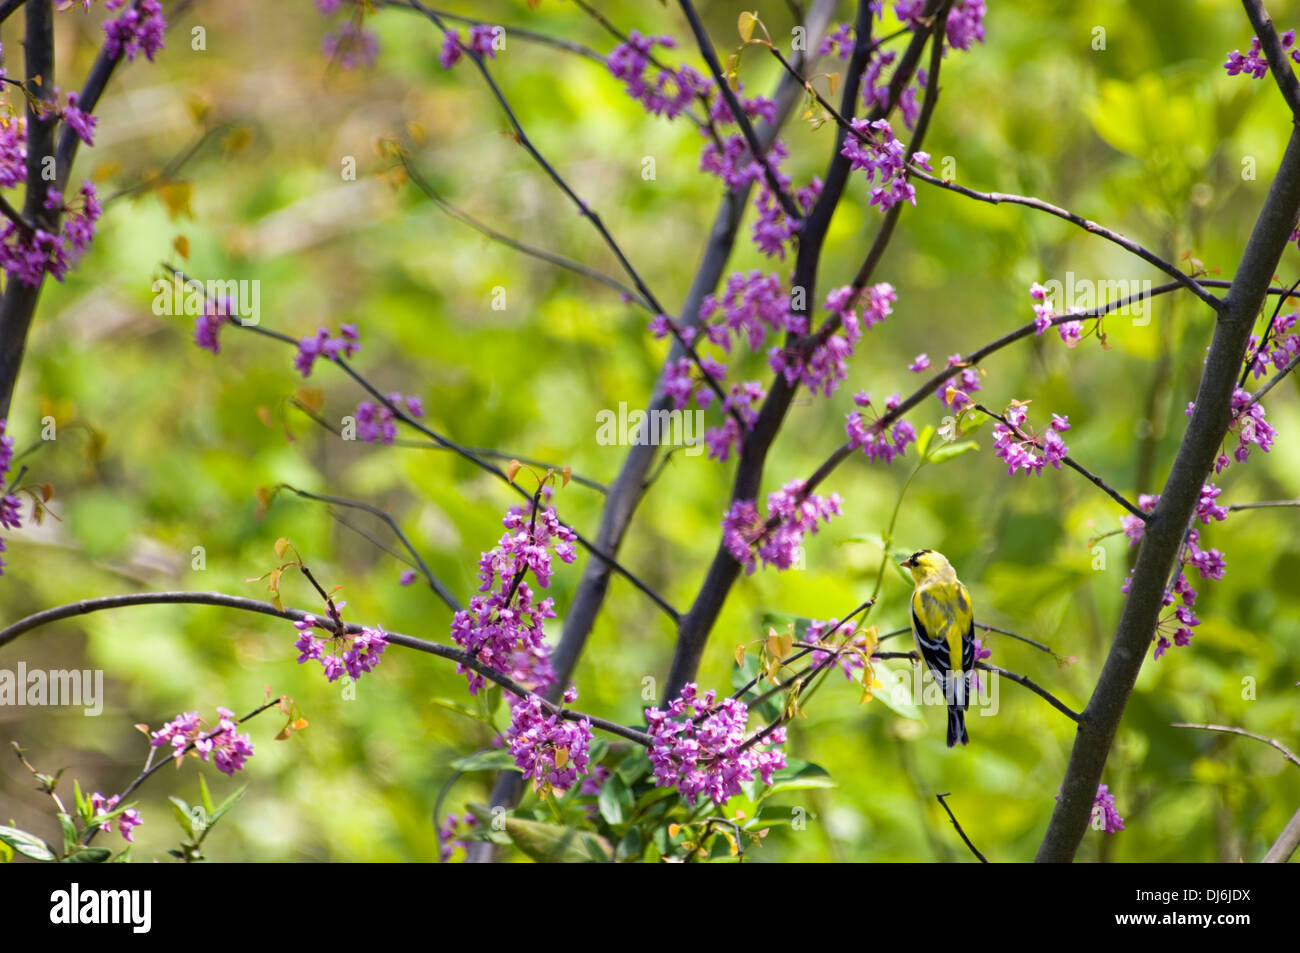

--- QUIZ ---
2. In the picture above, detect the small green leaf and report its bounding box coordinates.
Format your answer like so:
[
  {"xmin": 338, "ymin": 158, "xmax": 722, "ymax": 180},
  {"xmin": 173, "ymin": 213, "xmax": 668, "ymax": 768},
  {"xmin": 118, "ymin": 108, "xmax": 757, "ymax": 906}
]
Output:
[
  {"xmin": 928, "ymin": 439, "xmax": 979, "ymax": 464},
  {"xmin": 169, "ymin": 796, "xmax": 194, "ymax": 836},
  {"xmin": 73, "ymin": 779, "xmax": 87, "ymax": 822},
  {"xmin": 915, "ymin": 425, "xmax": 935, "ymax": 460},
  {"xmin": 58, "ymin": 813, "xmax": 77, "ymax": 854},
  {"xmin": 449, "ymin": 749, "xmax": 518, "ymax": 773},
  {"xmin": 199, "ymin": 774, "xmax": 215, "ymax": 817},
  {"xmin": 504, "ymin": 818, "xmax": 613, "ymax": 863},
  {"xmin": 0, "ymin": 826, "xmax": 57, "ymax": 862},
  {"xmin": 0, "ymin": 839, "xmax": 13, "ymax": 863},
  {"xmin": 63, "ymin": 847, "xmax": 112, "ymax": 864},
  {"xmin": 615, "ymin": 751, "xmax": 650, "ymax": 787},
  {"xmin": 429, "ymin": 696, "xmax": 489, "ymax": 724},
  {"xmin": 209, "ymin": 784, "xmax": 248, "ymax": 826},
  {"xmin": 597, "ymin": 774, "xmax": 629, "ymax": 826},
  {"xmin": 615, "ymin": 826, "xmax": 643, "ymax": 862}
]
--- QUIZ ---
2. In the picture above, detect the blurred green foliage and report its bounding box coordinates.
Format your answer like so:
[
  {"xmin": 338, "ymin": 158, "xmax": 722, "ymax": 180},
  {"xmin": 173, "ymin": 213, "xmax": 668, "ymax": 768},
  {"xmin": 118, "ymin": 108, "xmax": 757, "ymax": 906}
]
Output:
[{"xmin": 1, "ymin": 0, "xmax": 1298, "ymax": 862}]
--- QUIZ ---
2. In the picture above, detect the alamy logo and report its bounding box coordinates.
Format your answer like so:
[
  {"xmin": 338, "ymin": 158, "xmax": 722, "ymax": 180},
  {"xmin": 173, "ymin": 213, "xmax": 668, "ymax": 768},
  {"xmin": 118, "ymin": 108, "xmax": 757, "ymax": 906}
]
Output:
[
  {"xmin": 595, "ymin": 401, "xmax": 705, "ymax": 456},
  {"xmin": 151, "ymin": 275, "xmax": 261, "ymax": 326},
  {"xmin": 49, "ymin": 883, "xmax": 151, "ymax": 933},
  {"xmin": 0, "ymin": 663, "xmax": 103, "ymax": 715},
  {"xmin": 1036, "ymin": 272, "xmax": 1153, "ymax": 325}
]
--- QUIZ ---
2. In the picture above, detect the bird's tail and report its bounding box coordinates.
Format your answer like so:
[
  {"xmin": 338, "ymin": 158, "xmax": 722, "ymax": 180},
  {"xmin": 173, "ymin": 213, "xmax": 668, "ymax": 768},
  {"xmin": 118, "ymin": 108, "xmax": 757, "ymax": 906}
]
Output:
[{"xmin": 947, "ymin": 707, "xmax": 969, "ymax": 748}]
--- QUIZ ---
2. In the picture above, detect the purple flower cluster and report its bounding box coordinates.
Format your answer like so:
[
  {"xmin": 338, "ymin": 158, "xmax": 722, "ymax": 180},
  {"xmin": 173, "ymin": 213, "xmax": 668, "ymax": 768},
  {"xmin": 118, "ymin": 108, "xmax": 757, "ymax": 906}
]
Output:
[
  {"xmin": 506, "ymin": 687, "xmax": 593, "ymax": 794},
  {"xmin": 770, "ymin": 284, "xmax": 894, "ymax": 398},
  {"xmin": 294, "ymin": 324, "xmax": 359, "ymax": 377},
  {"xmin": 896, "ymin": 0, "xmax": 986, "ymax": 53},
  {"xmin": 699, "ymin": 271, "xmax": 797, "ymax": 352},
  {"xmin": 936, "ymin": 353, "xmax": 982, "ymax": 410},
  {"xmin": 991, "ymin": 403, "xmax": 1070, "ymax": 476},
  {"xmin": 841, "ymin": 118, "xmax": 930, "ymax": 211},
  {"xmin": 449, "ymin": 502, "xmax": 576, "ymax": 694},
  {"xmin": 644, "ymin": 683, "xmax": 786, "ymax": 806},
  {"xmin": 1090, "ymin": 784, "xmax": 1125, "ymax": 833},
  {"xmin": 323, "ymin": 21, "xmax": 379, "ymax": 69},
  {"xmin": 437, "ymin": 812, "xmax": 479, "ymax": 862},
  {"xmin": 808, "ymin": 618, "xmax": 869, "ymax": 678},
  {"xmin": 59, "ymin": 91, "xmax": 97, "ymax": 147},
  {"xmin": 1245, "ymin": 312, "xmax": 1300, "ymax": 378},
  {"xmin": 608, "ymin": 31, "xmax": 709, "ymax": 120},
  {"xmin": 846, "ymin": 390, "xmax": 917, "ymax": 464},
  {"xmin": 293, "ymin": 615, "xmax": 388, "ymax": 682},
  {"xmin": 819, "ymin": 22, "xmax": 856, "ymax": 60},
  {"xmin": 1223, "ymin": 28, "xmax": 1300, "ymax": 78},
  {"xmin": 90, "ymin": 792, "xmax": 143, "ymax": 843},
  {"xmin": 1120, "ymin": 487, "xmax": 1226, "ymax": 659},
  {"xmin": 1, "ymin": 182, "xmax": 102, "ymax": 287},
  {"xmin": 0, "ymin": 116, "xmax": 26, "ymax": 189},
  {"xmin": 193, "ymin": 296, "xmax": 234, "ymax": 355},
  {"xmin": 0, "ymin": 418, "xmax": 16, "ymax": 575},
  {"xmin": 355, "ymin": 393, "xmax": 422, "ymax": 444},
  {"xmin": 150, "ymin": 707, "xmax": 255, "ymax": 777},
  {"xmin": 1029, "ymin": 282, "xmax": 1084, "ymax": 345},
  {"xmin": 104, "ymin": 0, "xmax": 166, "ymax": 63},
  {"xmin": 943, "ymin": 0, "xmax": 988, "ymax": 52},
  {"xmin": 1224, "ymin": 387, "xmax": 1276, "ymax": 470},
  {"xmin": 439, "ymin": 24, "xmax": 499, "ymax": 70},
  {"xmin": 723, "ymin": 479, "xmax": 842, "ymax": 574}
]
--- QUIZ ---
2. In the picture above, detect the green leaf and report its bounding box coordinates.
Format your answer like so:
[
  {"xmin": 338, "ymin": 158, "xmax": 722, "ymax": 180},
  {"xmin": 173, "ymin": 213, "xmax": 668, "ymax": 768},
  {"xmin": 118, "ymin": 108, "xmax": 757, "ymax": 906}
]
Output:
[
  {"xmin": 615, "ymin": 826, "xmax": 643, "ymax": 862},
  {"xmin": 111, "ymin": 847, "xmax": 132, "ymax": 863},
  {"xmin": 597, "ymin": 773, "xmax": 630, "ymax": 826},
  {"xmin": 199, "ymin": 774, "xmax": 216, "ymax": 817},
  {"xmin": 58, "ymin": 813, "xmax": 77, "ymax": 854},
  {"xmin": 209, "ymin": 784, "xmax": 248, "ymax": 827},
  {"xmin": 0, "ymin": 826, "xmax": 57, "ymax": 862},
  {"xmin": 915, "ymin": 425, "xmax": 935, "ymax": 460},
  {"xmin": 0, "ymin": 839, "xmax": 13, "ymax": 863},
  {"xmin": 450, "ymin": 749, "xmax": 518, "ymax": 773},
  {"xmin": 169, "ymin": 796, "xmax": 197, "ymax": 837},
  {"xmin": 73, "ymin": 779, "xmax": 87, "ymax": 822},
  {"xmin": 868, "ymin": 660, "xmax": 925, "ymax": 721},
  {"xmin": 63, "ymin": 847, "xmax": 112, "ymax": 864},
  {"xmin": 504, "ymin": 818, "xmax": 613, "ymax": 863},
  {"xmin": 928, "ymin": 439, "xmax": 979, "ymax": 464},
  {"xmin": 760, "ymin": 760, "xmax": 836, "ymax": 800},
  {"xmin": 615, "ymin": 751, "xmax": 650, "ymax": 787},
  {"xmin": 429, "ymin": 696, "xmax": 490, "ymax": 724}
]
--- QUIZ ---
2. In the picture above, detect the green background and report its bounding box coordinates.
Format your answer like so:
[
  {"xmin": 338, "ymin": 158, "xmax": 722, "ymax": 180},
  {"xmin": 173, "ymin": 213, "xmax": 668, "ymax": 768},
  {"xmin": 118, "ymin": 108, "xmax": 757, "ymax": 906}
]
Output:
[{"xmin": 1, "ymin": 0, "xmax": 1298, "ymax": 862}]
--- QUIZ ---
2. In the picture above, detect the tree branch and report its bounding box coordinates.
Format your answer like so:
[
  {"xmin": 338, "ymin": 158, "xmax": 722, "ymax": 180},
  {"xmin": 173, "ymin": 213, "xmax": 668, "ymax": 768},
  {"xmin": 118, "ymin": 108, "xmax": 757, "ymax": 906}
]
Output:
[
  {"xmin": 1035, "ymin": 94, "xmax": 1300, "ymax": 862},
  {"xmin": 0, "ymin": 591, "xmax": 654, "ymax": 747},
  {"xmin": 270, "ymin": 484, "xmax": 462, "ymax": 612},
  {"xmin": 1243, "ymin": 0, "xmax": 1300, "ymax": 118},
  {"xmin": 936, "ymin": 792, "xmax": 988, "ymax": 862}
]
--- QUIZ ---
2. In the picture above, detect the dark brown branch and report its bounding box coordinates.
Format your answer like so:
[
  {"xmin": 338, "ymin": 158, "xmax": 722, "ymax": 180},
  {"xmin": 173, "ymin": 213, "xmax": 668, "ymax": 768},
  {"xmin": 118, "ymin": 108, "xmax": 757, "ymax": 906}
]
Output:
[
  {"xmin": 0, "ymin": 591, "xmax": 654, "ymax": 747},
  {"xmin": 936, "ymin": 793, "xmax": 988, "ymax": 862},
  {"xmin": 1243, "ymin": 0, "xmax": 1300, "ymax": 118},
  {"xmin": 1037, "ymin": 41, "xmax": 1300, "ymax": 861}
]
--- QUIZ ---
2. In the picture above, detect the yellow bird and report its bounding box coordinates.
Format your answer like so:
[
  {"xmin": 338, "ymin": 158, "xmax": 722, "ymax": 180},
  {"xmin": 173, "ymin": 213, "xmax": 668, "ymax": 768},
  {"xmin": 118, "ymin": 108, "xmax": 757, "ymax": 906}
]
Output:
[{"xmin": 901, "ymin": 550, "xmax": 975, "ymax": 747}]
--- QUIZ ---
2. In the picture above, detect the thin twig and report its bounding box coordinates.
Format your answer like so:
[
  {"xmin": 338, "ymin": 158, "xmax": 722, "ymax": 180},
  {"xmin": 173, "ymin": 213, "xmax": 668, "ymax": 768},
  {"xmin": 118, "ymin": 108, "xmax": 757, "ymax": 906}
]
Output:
[
  {"xmin": 0, "ymin": 591, "xmax": 654, "ymax": 747},
  {"xmin": 271, "ymin": 484, "xmax": 462, "ymax": 612},
  {"xmin": 973, "ymin": 403, "xmax": 1148, "ymax": 521},
  {"xmin": 936, "ymin": 793, "xmax": 988, "ymax": 862},
  {"xmin": 1171, "ymin": 722, "xmax": 1300, "ymax": 770}
]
